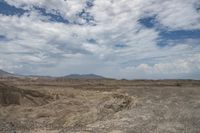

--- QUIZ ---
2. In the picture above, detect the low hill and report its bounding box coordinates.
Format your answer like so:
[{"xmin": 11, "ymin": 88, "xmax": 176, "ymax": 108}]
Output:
[
  {"xmin": 63, "ymin": 74, "xmax": 105, "ymax": 79},
  {"xmin": 0, "ymin": 69, "xmax": 15, "ymax": 77}
]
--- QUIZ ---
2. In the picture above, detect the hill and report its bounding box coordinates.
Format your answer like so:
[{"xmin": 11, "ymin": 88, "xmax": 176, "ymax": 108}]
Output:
[
  {"xmin": 63, "ymin": 74, "xmax": 105, "ymax": 79},
  {"xmin": 0, "ymin": 69, "xmax": 15, "ymax": 77}
]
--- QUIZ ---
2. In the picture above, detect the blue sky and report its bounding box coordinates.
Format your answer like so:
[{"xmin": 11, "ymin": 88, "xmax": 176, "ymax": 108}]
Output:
[{"xmin": 0, "ymin": 0, "xmax": 200, "ymax": 79}]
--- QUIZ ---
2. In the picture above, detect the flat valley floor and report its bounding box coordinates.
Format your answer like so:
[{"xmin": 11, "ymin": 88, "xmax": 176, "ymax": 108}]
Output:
[{"xmin": 0, "ymin": 78, "xmax": 200, "ymax": 133}]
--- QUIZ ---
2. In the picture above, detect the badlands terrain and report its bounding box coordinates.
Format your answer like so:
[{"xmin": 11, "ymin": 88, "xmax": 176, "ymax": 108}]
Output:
[{"xmin": 0, "ymin": 77, "xmax": 200, "ymax": 133}]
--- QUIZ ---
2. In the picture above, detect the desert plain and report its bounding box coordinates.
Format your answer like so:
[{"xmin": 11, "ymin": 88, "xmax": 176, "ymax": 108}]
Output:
[{"xmin": 0, "ymin": 77, "xmax": 200, "ymax": 133}]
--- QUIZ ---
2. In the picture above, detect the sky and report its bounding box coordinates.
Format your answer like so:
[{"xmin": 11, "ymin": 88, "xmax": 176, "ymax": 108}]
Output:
[{"xmin": 0, "ymin": 0, "xmax": 200, "ymax": 79}]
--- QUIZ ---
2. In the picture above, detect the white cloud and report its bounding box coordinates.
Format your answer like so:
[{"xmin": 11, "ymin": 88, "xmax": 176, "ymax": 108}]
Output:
[
  {"xmin": 138, "ymin": 0, "xmax": 200, "ymax": 30},
  {"xmin": 0, "ymin": 0, "xmax": 200, "ymax": 78},
  {"xmin": 5, "ymin": 0, "xmax": 87, "ymax": 22}
]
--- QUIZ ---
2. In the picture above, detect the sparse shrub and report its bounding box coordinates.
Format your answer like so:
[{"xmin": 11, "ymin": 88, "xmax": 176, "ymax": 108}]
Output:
[
  {"xmin": 36, "ymin": 111, "xmax": 52, "ymax": 118},
  {"xmin": 176, "ymin": 82, "xmax": 181, "ymax": 86}
]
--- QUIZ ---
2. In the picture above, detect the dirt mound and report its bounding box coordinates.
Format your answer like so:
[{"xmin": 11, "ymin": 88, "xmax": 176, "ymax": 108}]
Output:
[
  {"xmin": 62, "ymin": 93, "xmax": 136, "ymax": 128},
  {"xmin": 0, "ymin": 83, "xmax": 22, "ymax": 105},
  {"xmin": 98, "ymin": 94, "xmax": 133, "ymax": 115},
  {"xmin": 0, "ymin": 83, "xmax": 52, "ymax": 106}
]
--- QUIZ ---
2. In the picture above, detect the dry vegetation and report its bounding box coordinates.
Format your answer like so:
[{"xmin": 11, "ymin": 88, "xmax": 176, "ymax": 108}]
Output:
[{"xmin": 0, "ymin": 77, "xmax": 200, "ymax": 133}]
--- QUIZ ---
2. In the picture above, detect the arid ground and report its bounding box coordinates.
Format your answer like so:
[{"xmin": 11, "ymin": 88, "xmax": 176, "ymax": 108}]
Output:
[{"xmin": 0, "ymin": 77, "xmax": 200, "ymax": 133}]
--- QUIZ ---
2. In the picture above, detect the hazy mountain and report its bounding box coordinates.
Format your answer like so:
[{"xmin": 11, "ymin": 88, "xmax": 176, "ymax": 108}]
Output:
[
  {"xmin": 0, "ymin": 69, "xmax": 105, "ymax": 79},
  {"xmin": 63, "ymin": 74, "xmax": 105, "ymax": 79},
  {"xmin": 0, "ymin": 69, "xmax": 15, "ymax": 77}
]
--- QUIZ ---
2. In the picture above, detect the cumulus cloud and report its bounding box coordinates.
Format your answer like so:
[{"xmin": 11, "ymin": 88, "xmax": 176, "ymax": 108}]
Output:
[{"xmin": 0, "ymin": 0, "xmax": 200, "ymax": 79}]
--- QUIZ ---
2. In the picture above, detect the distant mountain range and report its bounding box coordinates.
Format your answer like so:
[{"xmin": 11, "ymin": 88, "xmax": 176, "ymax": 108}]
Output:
[
  {"xmin": 0, "ymin": 69, "xmax": 105, "ymax": 79},
  {"xmin": 0, "ymin": 69, "xmax": 16, "ymax": 77},
  {"xmin": 62, "ymin": 74, "xmax": 104, "ymax": 79}
]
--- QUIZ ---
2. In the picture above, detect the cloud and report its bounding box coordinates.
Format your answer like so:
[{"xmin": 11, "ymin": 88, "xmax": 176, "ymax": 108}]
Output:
[
  {"xmin": 0, "ymin": 0, "xmax": 200, "ymax": 79},
  {"xmin": 140, "ymin": 0, "xmax": 200, "ymax": 30}
]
